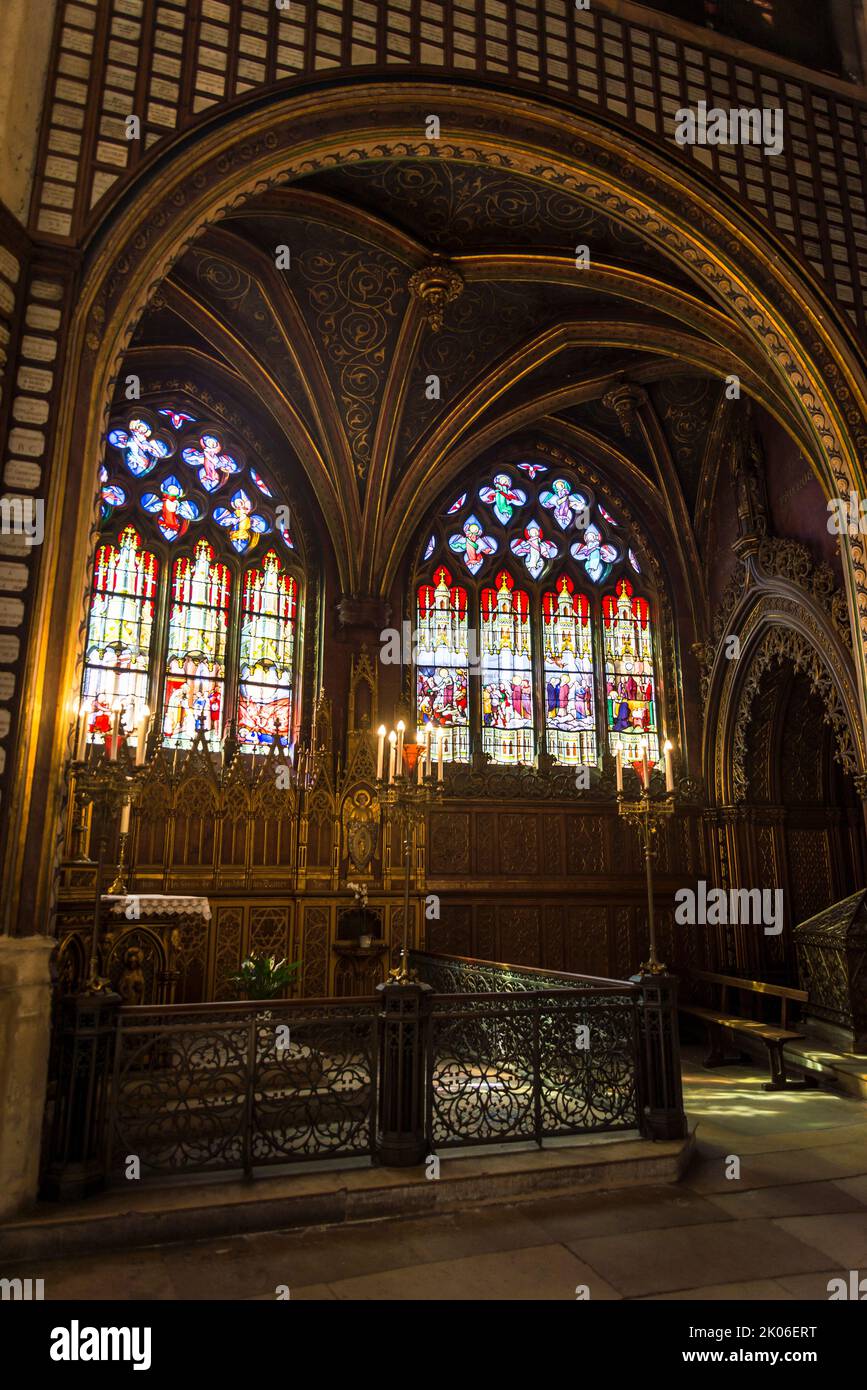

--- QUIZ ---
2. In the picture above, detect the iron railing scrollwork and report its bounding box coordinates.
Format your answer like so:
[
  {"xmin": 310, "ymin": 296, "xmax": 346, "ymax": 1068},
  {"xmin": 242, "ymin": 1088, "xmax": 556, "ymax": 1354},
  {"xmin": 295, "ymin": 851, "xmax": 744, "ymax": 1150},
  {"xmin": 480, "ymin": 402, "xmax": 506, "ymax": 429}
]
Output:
[
  {"xmin": 105, "ymin": 998, "xmax": 379, "ymax": 1179},
  {"xmin": 41, "ymin": 949, "xmax": 686, "ymax": 1195}
]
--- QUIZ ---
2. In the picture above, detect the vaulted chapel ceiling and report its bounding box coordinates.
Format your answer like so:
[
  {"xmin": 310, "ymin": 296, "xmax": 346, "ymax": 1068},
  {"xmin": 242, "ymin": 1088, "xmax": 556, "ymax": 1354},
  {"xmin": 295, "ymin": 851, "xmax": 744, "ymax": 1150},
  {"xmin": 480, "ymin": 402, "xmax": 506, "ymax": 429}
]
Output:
[{"xmin": 125, "ymin": 155, "xmax": 809, "ymax": 594}]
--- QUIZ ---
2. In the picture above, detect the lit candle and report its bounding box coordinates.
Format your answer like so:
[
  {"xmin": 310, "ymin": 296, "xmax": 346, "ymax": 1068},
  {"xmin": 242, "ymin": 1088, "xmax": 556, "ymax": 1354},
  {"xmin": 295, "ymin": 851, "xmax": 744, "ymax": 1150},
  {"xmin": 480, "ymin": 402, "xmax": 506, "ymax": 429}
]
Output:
[
  {"xmin": 664, "ymin": 739, "xmax": 674, "ymax": 793},
  {"xmin": 388, "ymin": 729, "xmax": 397, "ymax": 784},
  {"xmin": 396, "ymin": 720, "xmax": 405, "ymax": 774},
  {"xmin": 119, "ymin": 801, "xmax": 131, "ymax": 834},
  {"xmin": 376, "ymin": 724, "xmax": 386, "ymax": 780},
  {"xmin": 136, "ymin": 709, "xmax": 150, "ymax": 766},
  {"xmin": 110, "ymin": 708, "xmax": 121, "ymax": 760},
  {"xmin": 641, "ymin": 742, "xmax": 649, "ymax": 789},
  {"xmin": 75, "ymin": 702, "xmax": 88, "ymax": 761},
  {"xmin": 416, "ymin": 729, "xmax": 426, "ymax": 785},
  {"xmin": 437, "ymin": 728, "xmax": 444, "ymax": 782},
  {"xmin": 615, "ymin": 746, "xmax": 623, "ymax": 793}
]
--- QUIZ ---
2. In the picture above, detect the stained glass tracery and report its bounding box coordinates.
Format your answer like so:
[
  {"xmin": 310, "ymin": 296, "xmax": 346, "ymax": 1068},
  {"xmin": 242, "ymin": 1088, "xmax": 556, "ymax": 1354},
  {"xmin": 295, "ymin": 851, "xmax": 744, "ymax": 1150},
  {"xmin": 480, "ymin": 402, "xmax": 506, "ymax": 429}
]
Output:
[
  {"xmin": 416, "ymin": 463, "xmax": 661, "ymax": 768},
  {"xmin": 87, "ymin": 403, "xmax": 304, "ymax": 755},
  {"xmin": 480, "ymin": 571, "xmax": 534, "ymax": 765},
  {"xmin": 416, "ymin": 566, "xmax": 470, "ymax": 762},
  {"xmin": 603, "ymin": 577, "xmax": 659, "ymax": 762},
  {"xmin": 238, "ymin": 552, "xmax": 296, "ymax": 749},
  {"xmin": 82, "ymin": 526, "xmax": 157, "ymax": 742},
  {"xmin": 162, "ymin": 539, "xmax": 230, "ymax": 750},
  {"xmin": 543, "ymin": 577, "xmax": 596, "ymax": 765}
]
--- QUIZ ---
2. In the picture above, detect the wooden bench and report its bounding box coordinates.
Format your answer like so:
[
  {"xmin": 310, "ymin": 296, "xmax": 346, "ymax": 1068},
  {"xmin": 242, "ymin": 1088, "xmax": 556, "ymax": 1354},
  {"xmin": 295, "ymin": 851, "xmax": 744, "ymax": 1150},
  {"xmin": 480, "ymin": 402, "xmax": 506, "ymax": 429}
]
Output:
[{"xmin": 682, "ymin": 970, "xmax": 814, "ymax": 1091}]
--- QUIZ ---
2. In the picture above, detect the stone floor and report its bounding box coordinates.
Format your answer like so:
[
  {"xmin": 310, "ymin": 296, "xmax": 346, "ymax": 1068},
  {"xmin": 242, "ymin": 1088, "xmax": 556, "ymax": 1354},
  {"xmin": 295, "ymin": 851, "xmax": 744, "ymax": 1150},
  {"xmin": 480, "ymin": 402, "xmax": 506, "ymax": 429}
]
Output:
[{"xmin": 13, "ymin": 1048, "xmax": 867, "ymax": 1300}]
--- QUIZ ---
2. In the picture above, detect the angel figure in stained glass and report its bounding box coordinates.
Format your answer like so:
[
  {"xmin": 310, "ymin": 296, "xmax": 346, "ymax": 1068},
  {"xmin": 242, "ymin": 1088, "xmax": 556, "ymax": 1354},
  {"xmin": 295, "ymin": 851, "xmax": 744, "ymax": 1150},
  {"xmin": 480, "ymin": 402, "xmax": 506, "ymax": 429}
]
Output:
[
  {"xmin": 107, "ymin": 417, "xmax": 172, "ymax": 477},
  {"xmin": 510, "ymin": 519, "xmax": 557, "ymax": 579},
  {"xmin": 517, "ymin": 461, "xmax": 547, "ymax": 479},
  {"xmin": 141, "ymin": 476, "xmax": 201, "ymax": 541},
  {"xmin": 479, "ymin": 473, "xmax": 526, "ymax": 526},
  {"xmin": 540, "ymin": 478, "xmax": 589, "ymax": 531},
  {"xmin": 571, "ymin": 524, "xmax": 618, "ymax": 583},
  {"xmin": 100, "ymin": 482, "xmax": 126, "ymax": 522},
  {"xmin": 182, "ymin": 431, "xmax": 240, "ymax": 492},
  {"xmin": 448, "ymin": 516, "xmax": 497, "ymax": 575},
  {"xmin": 159, "ymin": 408, "xmax": 197, "ymax": 430},
  {"xmin": 214, "ymin": 489, "xmax": 270, "ymax": 553}
]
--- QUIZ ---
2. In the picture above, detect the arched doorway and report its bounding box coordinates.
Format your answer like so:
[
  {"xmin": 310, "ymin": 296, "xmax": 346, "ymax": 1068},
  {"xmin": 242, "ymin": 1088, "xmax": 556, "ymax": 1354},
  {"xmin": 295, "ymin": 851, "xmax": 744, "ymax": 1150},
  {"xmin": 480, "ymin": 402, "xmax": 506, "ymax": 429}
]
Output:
[{"xmin": 740, "ymin": 659, "xmax": 866, "ymax": 984}]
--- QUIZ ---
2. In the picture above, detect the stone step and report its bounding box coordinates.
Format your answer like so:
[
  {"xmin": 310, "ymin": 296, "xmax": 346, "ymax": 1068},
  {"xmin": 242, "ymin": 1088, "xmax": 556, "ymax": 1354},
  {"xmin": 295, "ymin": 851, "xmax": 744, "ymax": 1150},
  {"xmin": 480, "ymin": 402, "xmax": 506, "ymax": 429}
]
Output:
[{"xmin": 0, "ymin": 1129, "xmax": 694, "ymax": 1262}]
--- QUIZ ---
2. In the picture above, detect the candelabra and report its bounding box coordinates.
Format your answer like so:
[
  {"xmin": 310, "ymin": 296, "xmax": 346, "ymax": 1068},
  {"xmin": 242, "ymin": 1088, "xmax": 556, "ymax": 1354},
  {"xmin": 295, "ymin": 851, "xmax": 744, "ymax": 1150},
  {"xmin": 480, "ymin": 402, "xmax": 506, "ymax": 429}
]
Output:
[
  {"xmin": 616, "ymin": 739, "xmax": 676, "ymax": 974},
  {"xmin": 71, "ymin": 739, "xmax": 142, "ymax": 993},
  {"xmin": 375, "ymin": 723, "xmax": 443, "ymax": 984}
]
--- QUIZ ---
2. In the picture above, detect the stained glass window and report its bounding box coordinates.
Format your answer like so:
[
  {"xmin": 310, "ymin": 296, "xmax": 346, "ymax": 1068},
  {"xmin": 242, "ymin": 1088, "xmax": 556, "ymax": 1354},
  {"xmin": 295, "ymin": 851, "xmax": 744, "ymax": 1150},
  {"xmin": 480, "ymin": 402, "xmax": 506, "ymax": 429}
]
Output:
[
  {"xmin": 543, "ymin": 577, "xmax": 596, "ymax": 765},
  {"xmin": 416, "ymin": 463, "xmax": 664, "ymax": 769},
  {"xmin": 162, "ymin": 539, "xmax": 230, "ymax": 751},
  {"xmin": 238, "ymin": 551, "xmax": 297, "ymax": 751},
  {"xmin": 82, "ymin": 526, "xmax": 157, "ymax": 744},
  {"xmin": 480, "ymin": 571, "xmax": 534, "ymax": 765},
  {"xmin": 86, "ymin": 403, "xmax": 304, "ymax": 759},
  {"xmin": 416, "ymin": 566, "xmax": 470, "ymax": 762},
  {"xmin": 602, "ymin": 577, "xmax": 659, "ymax": 762}
]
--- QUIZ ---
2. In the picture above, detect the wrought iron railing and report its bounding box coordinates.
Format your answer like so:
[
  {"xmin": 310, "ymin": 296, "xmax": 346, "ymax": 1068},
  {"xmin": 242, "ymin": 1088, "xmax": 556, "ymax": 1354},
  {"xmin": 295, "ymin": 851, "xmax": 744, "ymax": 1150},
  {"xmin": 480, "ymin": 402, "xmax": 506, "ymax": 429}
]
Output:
[
  {"xmin": 106, "ymin": 997, "xmax": 379, "ymax": 1179},
  {"xmin": 411, "ymin": 949, "xmax": 631, "ymax": 994},
  {"xmin": 413, "ymin": 951, "xmax": 640, "ymax": 1146},
  {"xmin": 42, "ymin": 951, "xmax": 686, "ymax": 1196}
]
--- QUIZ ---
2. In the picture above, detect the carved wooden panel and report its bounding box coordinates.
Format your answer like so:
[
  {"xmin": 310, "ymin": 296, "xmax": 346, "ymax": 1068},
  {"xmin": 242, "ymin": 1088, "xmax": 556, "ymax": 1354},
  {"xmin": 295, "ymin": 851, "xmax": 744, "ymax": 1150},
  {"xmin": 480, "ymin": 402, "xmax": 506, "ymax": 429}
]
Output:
[
  {"xmin": 543, "ymin": 904, "xmax": 566, "ymax": 972},
  {"xmin": 567, "ymin": 906, "xmax": 608, "ymax": 978},
  {"xmin": 428, "ymin": 811, "xmax": 471, "ymax": 875},
  {"xmin": 788, "ymin": 828, "xmax": 833, "ymax": 928},
  {"xmin": 475, "ymin": 812, "xmax": 496, "ymax": 874},
  {"xmin": 428, "ymin": 903, "xmax": 472, "ymax": 956},
  {"xmin": 249, "ymin": 905, "xmax": 289, "ymax": 965},
  {"xmin": 301, "ymin": 906, "xmax": 330, "ymax": 997},
  {"xmin": 174, "ymin": 914, "xmax": 208, "ymax": 1006},
  {"xmin": 540, "ymin": 815, "xmax": 564, "ymax": 876},
  {"xmin": 475, "ymin": 904, "xmax": 496, "ymax": 960},
  {"xmin": 565, "ymin": 815, "xmax": 605, "ymax": 874},
  {"xmin": 499, "ymin": 814, "xmax": 539, "ymax": 875},
  {"xmin": 613, "ymin": 906, "xmax": 634, "ymax": 980},
  {"xmin": 498, "ymin": 905, "xmax": 540, "ymax": 966},
  {"xmin": 213, "ymin": 905, "xmax": 243, "ymax": 1000}
]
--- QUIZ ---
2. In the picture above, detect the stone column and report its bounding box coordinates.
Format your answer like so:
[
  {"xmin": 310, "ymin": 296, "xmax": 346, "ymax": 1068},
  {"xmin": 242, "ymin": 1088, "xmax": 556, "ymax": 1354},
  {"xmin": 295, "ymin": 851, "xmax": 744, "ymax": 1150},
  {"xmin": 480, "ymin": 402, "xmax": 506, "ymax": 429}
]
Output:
[{"xmin": 0, "ymin": 934, "xmax": 55, "ymax": 1218}]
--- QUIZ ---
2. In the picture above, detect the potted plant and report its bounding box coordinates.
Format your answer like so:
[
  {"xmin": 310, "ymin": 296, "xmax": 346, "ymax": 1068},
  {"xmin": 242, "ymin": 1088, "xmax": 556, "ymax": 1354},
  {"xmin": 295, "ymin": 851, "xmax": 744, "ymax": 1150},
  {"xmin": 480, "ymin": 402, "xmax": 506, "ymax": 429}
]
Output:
[
  {"xmin": 346, "ymin": 881, "xmax": 375, "ymax": 946},
  {"xmin": 228, "ymin": 953, "xmax": 301, "ymax": 1000}
]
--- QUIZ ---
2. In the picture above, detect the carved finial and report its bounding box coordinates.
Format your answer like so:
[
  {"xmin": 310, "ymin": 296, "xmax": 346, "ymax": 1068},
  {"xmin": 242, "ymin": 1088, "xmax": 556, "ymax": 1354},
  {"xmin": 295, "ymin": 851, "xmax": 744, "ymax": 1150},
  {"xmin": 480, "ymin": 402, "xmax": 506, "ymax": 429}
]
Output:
[
  {"xmin": 408, "ymin": 258, "xmax": 464, "ymax": 332},
  {"xmin": 602, "ymin": 382, "xmax": 648, "ymax": 437}
]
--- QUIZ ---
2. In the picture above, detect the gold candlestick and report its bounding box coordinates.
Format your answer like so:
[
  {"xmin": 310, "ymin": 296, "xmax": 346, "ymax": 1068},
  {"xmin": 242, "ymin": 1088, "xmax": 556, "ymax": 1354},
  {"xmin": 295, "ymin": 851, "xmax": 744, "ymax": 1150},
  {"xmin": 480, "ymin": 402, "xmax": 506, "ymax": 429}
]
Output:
[{"xmin": 617, "ymin": 757, "xmax": 676, "ymax": 974}]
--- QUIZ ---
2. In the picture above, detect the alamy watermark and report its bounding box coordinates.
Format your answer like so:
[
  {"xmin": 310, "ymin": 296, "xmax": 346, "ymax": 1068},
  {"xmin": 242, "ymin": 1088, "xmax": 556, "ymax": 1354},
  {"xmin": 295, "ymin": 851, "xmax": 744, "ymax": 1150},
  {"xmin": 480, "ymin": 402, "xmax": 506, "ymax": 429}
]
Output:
[
  {"xmin": 0, "ymin": 496, "xmax": 43, "ymax": 546},
  {"xmin": 674, "ymin": 880, "xmax": 783, "ymax": 935},
  {"xmin": 674, "ymin": 101, "xmax": 784, "ymax": 158}
]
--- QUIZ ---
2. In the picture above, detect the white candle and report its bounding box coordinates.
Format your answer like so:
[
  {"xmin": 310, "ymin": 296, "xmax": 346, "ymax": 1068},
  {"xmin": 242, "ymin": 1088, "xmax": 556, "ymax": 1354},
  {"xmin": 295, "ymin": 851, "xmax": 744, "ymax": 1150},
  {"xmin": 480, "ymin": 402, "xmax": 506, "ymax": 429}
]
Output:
[
  {"xmin": 417, "ymin": 749, "xmax": 424, "ymax": 785},
  {"xmin": 641, "ymin": 744, "xmax": 649, "ymax": 789},
  {"xmin": 388, "ymin": 730, "xmax": 397, "ymax": 783},
  {"xmin": 136, "ymin": 711, "xmax": 150, "ymax": 766},
  {"xmin": 396, "ymin": 720, "xmax": 405, "ymax": 774},
  {"xmin": 75, "ymin": 704, "xmax": 88, "ymax": 761},
  {"xmin": 437, "ymin": 728, "xmax": 444, "ymax": 782},
  {"xmin": 110, "ymin": 709, "xmax": 121, "ymax": 760},
  {"xmin": 376, "ymin": 725, "xmax": 385, "ymax": 780},
  {"xmin": 664, "ymin": 739, "xmax": 674, "ymax": 793},
  {"xmin": 120, "ymin": 801, "xmax": 131, "ymax": 834},
  {"xmin": 615, "ymin": 747, "xmax": 623, "ymax": 793}
]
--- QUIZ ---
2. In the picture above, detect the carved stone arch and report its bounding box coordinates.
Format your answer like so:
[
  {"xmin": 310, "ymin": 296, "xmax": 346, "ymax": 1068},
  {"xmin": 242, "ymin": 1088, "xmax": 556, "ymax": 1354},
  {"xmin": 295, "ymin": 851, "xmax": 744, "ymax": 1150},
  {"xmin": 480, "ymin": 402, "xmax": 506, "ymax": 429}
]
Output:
[
  {"xmin": 13, "ymin": 80, "xmax": 867, "ymax": 932},
  {"xmin": 708, "ymin": 589, "xmax": 865, "ymax": 806}
]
